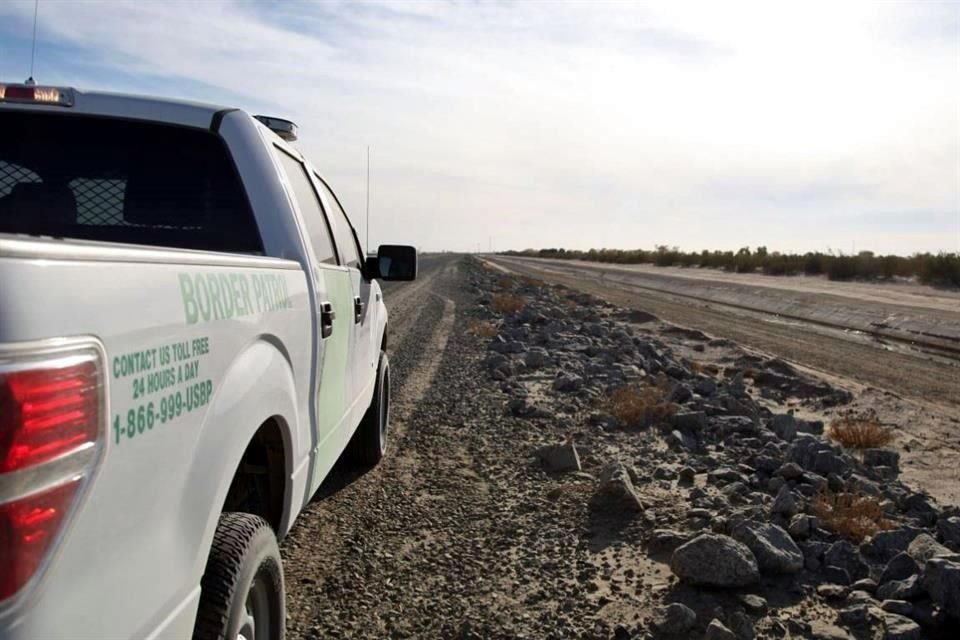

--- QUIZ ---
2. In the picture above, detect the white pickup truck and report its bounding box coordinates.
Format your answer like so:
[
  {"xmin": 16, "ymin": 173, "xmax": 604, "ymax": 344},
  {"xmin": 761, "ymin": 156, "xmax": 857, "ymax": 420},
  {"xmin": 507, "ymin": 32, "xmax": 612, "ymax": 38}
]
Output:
[{"xmin": 0, "ymin": 82, "xmax": 417, "ymax": 640}]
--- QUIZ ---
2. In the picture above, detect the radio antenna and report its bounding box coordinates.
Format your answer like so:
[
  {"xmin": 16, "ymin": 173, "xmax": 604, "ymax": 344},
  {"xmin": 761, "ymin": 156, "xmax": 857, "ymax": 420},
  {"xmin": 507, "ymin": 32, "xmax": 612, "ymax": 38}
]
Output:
[
  {"xmin": 365, "ymin": 145, "xmax": 371, "ymax": 254},
  {"xmin": 26, "ymin": 0, "xmax": 39, "ymax": 85}
]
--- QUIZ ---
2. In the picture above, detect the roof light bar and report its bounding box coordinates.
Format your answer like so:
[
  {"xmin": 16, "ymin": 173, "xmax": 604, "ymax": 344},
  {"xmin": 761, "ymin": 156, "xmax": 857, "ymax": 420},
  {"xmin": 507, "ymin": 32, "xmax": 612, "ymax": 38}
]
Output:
[
  {"xmin": 254, "ymin": 115, "xmax": 298, "ymax": 142},
  {"xmin": 0, "ymin": 83, "xmax": 74, "ymax": 107}
]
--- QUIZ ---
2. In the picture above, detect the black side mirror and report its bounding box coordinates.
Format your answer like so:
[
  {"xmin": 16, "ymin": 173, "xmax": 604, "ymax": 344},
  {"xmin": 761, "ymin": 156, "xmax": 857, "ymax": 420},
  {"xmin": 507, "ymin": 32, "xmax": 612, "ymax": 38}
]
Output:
[{"xmin": 366, "ymin": 244, "xmax": 417, "ymax": 281}]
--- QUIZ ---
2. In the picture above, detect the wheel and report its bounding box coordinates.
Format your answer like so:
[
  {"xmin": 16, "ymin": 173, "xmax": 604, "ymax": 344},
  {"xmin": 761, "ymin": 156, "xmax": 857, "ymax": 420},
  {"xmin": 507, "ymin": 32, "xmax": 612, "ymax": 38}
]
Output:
[
  {"xmin": 193, "ymin": 513, "xmax": 285, "ymax": 640},
  {"xmin": 348, "ymin": 351, "xmax": 390, "ymax": 466}
]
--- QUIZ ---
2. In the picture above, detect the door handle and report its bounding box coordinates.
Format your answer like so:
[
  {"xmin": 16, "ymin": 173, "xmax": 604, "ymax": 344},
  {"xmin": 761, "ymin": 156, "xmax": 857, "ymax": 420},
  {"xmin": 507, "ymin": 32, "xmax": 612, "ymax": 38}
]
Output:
[
  {"xmin": 320, "ymin": 301, "xmax": 335, "ymax": 339},
  {"xmin": 353, "ymin": 296, "xmax": 365, "ymax": 323}
]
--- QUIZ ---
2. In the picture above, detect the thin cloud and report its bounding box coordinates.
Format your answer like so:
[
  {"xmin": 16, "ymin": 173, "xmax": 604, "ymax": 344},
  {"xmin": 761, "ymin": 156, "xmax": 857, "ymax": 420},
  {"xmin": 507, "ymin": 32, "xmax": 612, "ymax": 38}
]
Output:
[{"xmin": 0, "ymin": 0, "xmax": 956, "ymax": 253}]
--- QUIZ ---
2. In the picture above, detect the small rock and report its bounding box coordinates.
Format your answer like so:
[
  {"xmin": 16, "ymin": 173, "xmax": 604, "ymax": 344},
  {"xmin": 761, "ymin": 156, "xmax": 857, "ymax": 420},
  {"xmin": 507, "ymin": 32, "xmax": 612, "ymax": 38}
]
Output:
[
  {"xmin": 595, "ymin": 462, "xmax": 644, "ymax": 512},
  {"xmin": 808, "ymin": 620, "xmax": 853, "ymax": 640},
  {"xmin": 704, "ymin": 619, "xmax": 736, "ymax": 640},
  {"xmin": 876, "ymin": 574, "xmax": 923, "ymax": 601},
  {"xmin": 906, "ymin": 534, "xmax": 952, "ymax": 564},
  {"xmin": 553, "ymin": 373, "xmax": 583, "ymax": 392},
  {"xmin": 851, "ymin": 578, "xmax": 878, "ymax": 593},
  {"xmin": 534, "ymin": 439, "xmax": 581, "ymax": 473},
  {"xmin": 769, "ymin": 414, "xmax": 798, "ymax": 441},
  {"xmin": 825, "ymin": 540, "xmax": 870, "ymax": 582},
  {"xmin": 651, "ymin": 602, "xmax": 696, "ymax": 635},
  {"xmin": 863, "ymin": 449, "xmax": 900, "ymax": 473},
  {"xmin": 674, "ymin": 410, "xmax": 707, "ymax": 431},
  {"xmin": 670, "ymin": 533, "xmax": 759, "ymax": 587},
  {"xmin": 677, "ymin": 466, "xmax": 696, "ymax": 484},
  {"xmin": 738, "ymin": 594, "xmax": 767, "ymax": 613},
  {"xmin": 732, "ymin": 521, "xmax": 803, "ymax": 575},
  {"xmin": 863, "ymin": 527, "xmax": 925, "ymax": 561},
  {"xmin": 777, "ymin": 462, "xmax": 804, "ymax": 479},
  {"xmin": 879, "ymin": 600, "xmax": 913, "ymax": 616},
  {"xmin": 881, "ymin": 612, "xmax": 921, "ymax": 640},
  {"xmin": 938, "ymin": 515, "xmax": 960, "ymax": 548},
  {"xmin": 880, "ymin": 552, "xmax": 919, "ymax": 585},
  {"xmin": 771, "ymin": 485, "xmax": 799, "ymax": 518},
  {"xmin": 649, "ymin": 529, "xmax": 690, "ymax": 554},
  {"xmin": 816, "ymin": 584, "xmax": 848, "ymax": 599},
  {"xmin": 787, "ymin": 514, "xmax": 816, "ymax": 540}
]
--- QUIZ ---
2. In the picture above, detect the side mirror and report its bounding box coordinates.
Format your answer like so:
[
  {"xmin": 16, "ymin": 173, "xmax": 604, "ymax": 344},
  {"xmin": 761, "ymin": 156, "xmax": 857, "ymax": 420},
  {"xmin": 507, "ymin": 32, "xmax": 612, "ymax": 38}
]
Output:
[{"xmin": 365, "ymin": 244, "xmax": 417, "ymax": 281}]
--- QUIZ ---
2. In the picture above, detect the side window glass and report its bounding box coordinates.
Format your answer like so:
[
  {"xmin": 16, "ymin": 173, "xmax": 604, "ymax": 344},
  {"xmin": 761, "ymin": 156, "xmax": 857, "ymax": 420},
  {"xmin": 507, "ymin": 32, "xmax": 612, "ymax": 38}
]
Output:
[
  {"xmin": 313, "ymin": 174, "xmax": 363, "ymax": 268},
  {"xmin": 275, "ymin": 150, "xmax": 337, "ymax": 265}
]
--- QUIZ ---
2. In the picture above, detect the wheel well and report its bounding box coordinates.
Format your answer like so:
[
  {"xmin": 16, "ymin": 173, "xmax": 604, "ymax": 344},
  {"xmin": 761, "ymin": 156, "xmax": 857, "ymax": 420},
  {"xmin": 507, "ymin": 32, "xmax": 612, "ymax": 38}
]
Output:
[{"xmin": 222, "ymin": 418, "xmax": 286, "ymax": 533}]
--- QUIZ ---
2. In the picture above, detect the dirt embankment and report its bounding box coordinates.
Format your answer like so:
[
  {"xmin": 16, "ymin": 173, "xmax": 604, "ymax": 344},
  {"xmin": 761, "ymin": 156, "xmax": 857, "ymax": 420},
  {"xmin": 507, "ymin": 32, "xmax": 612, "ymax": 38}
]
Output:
[{"xmin": 281, "ymin": 256, "xmax": 959, "ymax": 640}]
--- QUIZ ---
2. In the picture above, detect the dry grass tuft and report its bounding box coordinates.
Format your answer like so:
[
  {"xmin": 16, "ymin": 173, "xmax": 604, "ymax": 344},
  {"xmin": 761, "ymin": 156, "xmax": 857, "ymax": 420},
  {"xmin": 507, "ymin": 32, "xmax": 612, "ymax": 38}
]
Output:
[
  {"xmin": 811, "ymin": 488, "xmax": 894, "ymax": 541},
  {"xmin": 496, "ymin": 276, "xmax": 515, "ymax": 289},
  {"xmin": 603, "ymin": 381, "xmax": 676, "ymax": 428},
  {"xmin": 468, "ymin": 320, "xmax": 499, "ymax": 339},
  {"xmin": 491, "ymin": 294, "xmax": 526, "ymax": 313},
  {"xmin": 827, "ymin": 411, "xmax": 895, "ymax": 451},
  {"xmin": 518, "ymin": 276, "xmax": 545, "ymax": 288}
]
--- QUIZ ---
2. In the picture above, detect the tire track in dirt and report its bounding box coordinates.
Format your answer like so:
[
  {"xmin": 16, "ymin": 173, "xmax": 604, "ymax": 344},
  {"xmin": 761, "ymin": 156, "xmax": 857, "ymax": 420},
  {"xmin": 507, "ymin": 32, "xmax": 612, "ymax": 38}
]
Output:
[{"xmin": 282, "ymin": 255, "xmax": 459, "ymax": 637}]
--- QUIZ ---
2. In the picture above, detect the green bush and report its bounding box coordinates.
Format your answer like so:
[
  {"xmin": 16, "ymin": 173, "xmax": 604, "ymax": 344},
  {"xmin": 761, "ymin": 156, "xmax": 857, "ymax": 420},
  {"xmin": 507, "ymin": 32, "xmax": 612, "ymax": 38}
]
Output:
[{"xmin": 501, "ymin": 247, "xmax": 959, "ymax": 287}]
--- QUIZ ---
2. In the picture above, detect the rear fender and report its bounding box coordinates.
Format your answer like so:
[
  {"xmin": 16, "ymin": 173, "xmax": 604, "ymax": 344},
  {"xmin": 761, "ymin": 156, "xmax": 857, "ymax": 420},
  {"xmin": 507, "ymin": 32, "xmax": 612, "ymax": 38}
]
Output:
[{"xmin": 180, "ymin": 337, "xmax": 301, "ymax": 580}]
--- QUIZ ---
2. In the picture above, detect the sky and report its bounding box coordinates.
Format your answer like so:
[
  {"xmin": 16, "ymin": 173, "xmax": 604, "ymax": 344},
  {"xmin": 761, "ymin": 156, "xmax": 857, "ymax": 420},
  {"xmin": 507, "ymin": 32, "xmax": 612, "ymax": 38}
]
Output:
[{"xmin": 1, "ymin": 0, "xmax": 957, "ymax": 255}]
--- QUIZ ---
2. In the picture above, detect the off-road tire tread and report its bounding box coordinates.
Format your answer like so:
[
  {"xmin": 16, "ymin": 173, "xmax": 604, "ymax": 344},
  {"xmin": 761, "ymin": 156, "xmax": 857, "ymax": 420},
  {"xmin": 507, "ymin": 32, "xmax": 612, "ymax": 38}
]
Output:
[
  {"xmin": 349, "ymin": 352, "xmax": 388, "ymax": 466},
  {"xmin": 192, "ymin": 512, "xmax": 273, "ymax": 640}
]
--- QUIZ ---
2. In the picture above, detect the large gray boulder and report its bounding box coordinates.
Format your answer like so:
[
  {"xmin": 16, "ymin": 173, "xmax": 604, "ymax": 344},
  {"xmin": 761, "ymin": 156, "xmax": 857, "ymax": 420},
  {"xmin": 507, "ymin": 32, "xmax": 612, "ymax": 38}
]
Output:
[
  {"xmin": 923, "ymin": 558, "xmax": 960, "ymax": 617},
  {"xmin": 731, "ymin": 521, "xmax": 803, "ymax": 575},
  {"xmin": 938, "ymin": 515, "xmax": 960, "ymax": 548},
  {"xmin": 670, "ymin": 533, "xmax": 760, "ymax": 587}
]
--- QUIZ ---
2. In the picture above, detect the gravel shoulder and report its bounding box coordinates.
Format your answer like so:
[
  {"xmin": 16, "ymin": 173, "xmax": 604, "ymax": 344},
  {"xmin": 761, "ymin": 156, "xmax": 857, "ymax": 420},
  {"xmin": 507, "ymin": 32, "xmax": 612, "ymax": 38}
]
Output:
[{"xmin": 281, "ymin": 255, "xmax": 960, "ymax": 640}]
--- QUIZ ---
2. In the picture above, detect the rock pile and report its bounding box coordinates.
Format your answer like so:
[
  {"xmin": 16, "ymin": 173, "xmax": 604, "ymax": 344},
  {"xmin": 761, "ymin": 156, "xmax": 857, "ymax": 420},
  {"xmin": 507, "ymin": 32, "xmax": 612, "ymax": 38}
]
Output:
[{"xmin": 472, "ymin": 261, "xmax": 960, "ymax": 639}]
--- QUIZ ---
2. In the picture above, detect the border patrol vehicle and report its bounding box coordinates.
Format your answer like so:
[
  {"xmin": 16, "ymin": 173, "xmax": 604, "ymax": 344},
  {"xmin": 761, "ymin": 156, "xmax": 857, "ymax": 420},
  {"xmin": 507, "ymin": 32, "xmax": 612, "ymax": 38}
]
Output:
[{"xmin": 0, "ymin": 81, "xmax": 417, "ymax": 639}]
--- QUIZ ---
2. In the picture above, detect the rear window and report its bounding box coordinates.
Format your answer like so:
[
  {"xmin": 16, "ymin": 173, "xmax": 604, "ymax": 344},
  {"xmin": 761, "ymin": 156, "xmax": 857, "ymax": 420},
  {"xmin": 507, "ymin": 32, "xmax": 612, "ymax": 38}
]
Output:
[{"xmin": 0, "ymin": 111, "xmax": 263, "ymax": 253}]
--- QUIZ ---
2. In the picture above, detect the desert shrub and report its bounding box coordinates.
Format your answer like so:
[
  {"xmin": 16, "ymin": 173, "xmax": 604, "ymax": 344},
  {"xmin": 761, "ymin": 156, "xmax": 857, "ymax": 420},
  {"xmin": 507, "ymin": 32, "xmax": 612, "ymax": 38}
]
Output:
[
  {"xmin": 812, "ymin": 489, "xmax": 893, "ymax": 541},
  {"xmin": 491, "ymin": 294, "xmax": 525, "ymax": 313},
  {"xmin": 603, "ymin": 381, "xmax": 676, "ymax": 427},
  {"xmin": 468, "ymin": 320, "xmax": 498, "ymax": 339},
  {"xmin": 496, "ymin": 276, "xmax": 515, "ymax": 289},
  {"xmin": 827, "ymin": 412, "xmax": 895, "ymax": 451},
  {"xmin": 499, "ymin": 247, "xmax": 960, "ymax": 288},
  {"xmin": 518, "ymin": 276, "xmax": 545, "ymax": 288}
]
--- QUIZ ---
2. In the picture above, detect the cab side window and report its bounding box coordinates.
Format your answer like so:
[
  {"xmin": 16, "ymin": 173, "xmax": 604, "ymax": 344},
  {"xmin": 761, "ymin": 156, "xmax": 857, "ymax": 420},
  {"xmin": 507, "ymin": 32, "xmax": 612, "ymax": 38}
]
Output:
[
  {"xmin": 313, "ymin": 174, "xmax": 363, "ymax": 269},
  {"xmin": 275, "ymin": 150, "xmax": 337, "ymax": 265}
]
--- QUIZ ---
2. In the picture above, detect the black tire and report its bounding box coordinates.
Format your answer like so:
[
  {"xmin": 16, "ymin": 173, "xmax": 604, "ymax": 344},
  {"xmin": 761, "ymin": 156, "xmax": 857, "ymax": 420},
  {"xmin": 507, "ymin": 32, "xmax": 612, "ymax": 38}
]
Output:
[
  {"xmin": 348, "ymin": 351, "xmax": 390, "ymax": 466},
  {"xmin": 193, "ymin": 513, "xmax": 285, "ymax": 640}
]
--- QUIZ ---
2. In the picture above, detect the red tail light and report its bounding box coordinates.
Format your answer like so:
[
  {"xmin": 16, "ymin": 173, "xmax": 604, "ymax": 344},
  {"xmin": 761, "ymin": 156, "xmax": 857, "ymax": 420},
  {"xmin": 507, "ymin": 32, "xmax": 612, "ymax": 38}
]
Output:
[
  {"xmin": 0, "ymin": 479, "xmax": 81, "ymax": 600},
  {"xmin": 0, "ymin": 344, "xmax": 104, "ymax": 603},
  {"xmin": 0, "ymin": 359, "xmax": 100, "ymax": 473}
]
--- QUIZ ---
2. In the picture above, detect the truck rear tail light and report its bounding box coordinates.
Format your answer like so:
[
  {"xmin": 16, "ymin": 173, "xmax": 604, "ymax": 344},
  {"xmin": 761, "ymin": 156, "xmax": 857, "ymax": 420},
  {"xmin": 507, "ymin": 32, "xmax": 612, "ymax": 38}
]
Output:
[
  {"xmin": 0, "ymin": 358, "xmax": 100, "ymax": 473},
  {"xmin": 0, "ymin": 83, "xmax": 74, "ymax": 107},
  {"xmin": 0, "ymin": 344, "xmax": 104, "ymax": 603},
  {"xmin": 0, "ymin": 479, "xmax": 81, "ymax": 601}
]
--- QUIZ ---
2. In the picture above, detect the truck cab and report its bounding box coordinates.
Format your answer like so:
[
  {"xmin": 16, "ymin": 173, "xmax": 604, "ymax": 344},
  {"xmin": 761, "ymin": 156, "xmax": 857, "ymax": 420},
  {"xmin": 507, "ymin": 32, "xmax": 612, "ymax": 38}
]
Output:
[{"xmin": 0, "ymin": 82, "xmax": 416, "ymax": 639}]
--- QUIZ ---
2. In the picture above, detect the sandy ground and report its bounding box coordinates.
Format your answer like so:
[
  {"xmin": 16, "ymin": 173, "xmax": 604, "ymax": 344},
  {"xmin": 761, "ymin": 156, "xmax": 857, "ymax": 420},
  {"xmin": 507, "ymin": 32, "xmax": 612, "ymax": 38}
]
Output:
[
  {"xmin": 521, "ymin": 258, "xmax": 960, "ymax": 313},
  {"xmin": 488, "ymin": 256, "xmax": 960, "ymax": 507}
]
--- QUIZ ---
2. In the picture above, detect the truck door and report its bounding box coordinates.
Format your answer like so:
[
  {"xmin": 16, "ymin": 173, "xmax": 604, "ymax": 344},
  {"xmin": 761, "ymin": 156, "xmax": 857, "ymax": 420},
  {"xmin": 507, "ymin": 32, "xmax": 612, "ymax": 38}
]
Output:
[
  {"xmin": 311, "ymin": 172, "xmax": 377, "ymax": 413},
  {"xmin": 273, "ymin": 149, "xmax": 353, "ymax": 495}
]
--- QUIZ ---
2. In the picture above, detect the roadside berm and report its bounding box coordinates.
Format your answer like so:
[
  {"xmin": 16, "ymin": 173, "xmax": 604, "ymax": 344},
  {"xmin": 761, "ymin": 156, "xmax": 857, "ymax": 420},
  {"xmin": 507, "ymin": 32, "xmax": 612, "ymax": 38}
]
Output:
[{"xmin": 475, "ymin": 259, "xmax": 960, "ymax": 640}]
